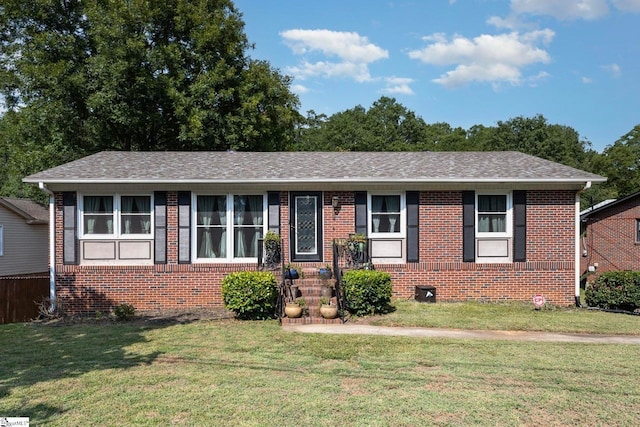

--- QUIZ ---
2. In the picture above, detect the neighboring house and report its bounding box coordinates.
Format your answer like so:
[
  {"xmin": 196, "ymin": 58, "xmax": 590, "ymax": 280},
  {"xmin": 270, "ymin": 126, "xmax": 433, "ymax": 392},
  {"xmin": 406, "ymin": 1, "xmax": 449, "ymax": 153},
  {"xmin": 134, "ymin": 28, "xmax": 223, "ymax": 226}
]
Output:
[
  {"xmin": 580, "ymin": 191, "xmax": 640, "ymax": 279},
  {"xmin": 24, "ymin": 151, "xmax": 605, "ymax": 313},
  {"xmin": 0, "ymin": 197, "xmax": 49, "ymax": 277}
]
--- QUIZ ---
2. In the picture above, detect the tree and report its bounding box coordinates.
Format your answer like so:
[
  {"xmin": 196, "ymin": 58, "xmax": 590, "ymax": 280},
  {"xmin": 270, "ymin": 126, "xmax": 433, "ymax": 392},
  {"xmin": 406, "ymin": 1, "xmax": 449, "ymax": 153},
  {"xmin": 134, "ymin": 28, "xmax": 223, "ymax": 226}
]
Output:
[
  {"xmin": 591, "ymin": 125, "xmax": 640, "ymax": 199},
  {"xmin": 485, "ymin": 115, "xmax": 591, "ymax": 169},
  {"xmin": 0, "ymin": 0, "xmax": 299, "ymax": 196}
]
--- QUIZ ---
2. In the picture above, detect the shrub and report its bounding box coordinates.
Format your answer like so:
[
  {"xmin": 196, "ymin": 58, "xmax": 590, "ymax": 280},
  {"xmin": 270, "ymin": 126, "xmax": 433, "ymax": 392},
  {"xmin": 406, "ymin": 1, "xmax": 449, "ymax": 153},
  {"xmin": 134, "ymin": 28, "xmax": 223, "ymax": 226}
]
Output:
[
  {"xmin": 113, "ymin": 303, "xmax": 136, "ymax": 321},
  {"xmin": 585, "ymin": 271, "xmax": 640, "ymax": 311},
  {"xmin": 221, "ymin": 271, "xmax": 277, "ymax": 320},
  {"xmin": 342, "ymin": 270, "xmax": 393, "ymax": 316}
]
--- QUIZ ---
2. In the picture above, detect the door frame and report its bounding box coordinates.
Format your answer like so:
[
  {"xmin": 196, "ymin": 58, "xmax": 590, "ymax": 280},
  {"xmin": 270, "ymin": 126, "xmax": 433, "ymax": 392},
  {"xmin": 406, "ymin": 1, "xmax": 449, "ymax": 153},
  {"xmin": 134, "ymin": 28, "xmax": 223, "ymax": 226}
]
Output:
[{"xmin": 289, "ymin": 191, "xmax": 323, "ymax": 262}]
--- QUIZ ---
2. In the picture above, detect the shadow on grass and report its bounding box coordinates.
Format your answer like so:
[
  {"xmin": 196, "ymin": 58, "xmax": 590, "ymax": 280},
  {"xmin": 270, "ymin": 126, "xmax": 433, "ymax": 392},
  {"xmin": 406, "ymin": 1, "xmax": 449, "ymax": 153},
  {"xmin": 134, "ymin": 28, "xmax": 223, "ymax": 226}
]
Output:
[{"xmin": 0, "ymin": 310, "xmax": 221, "ymax": 424}]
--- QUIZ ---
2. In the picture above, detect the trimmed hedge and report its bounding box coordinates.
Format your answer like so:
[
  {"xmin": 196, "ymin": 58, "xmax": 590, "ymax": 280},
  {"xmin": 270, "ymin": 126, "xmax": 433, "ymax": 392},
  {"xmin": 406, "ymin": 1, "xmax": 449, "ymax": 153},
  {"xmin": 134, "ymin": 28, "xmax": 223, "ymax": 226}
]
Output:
[
  {"xmin": 342, "ymin": 270, "xmax": 393, "ymax": 316},
  {"xmin": 221, "ymin": 271, "xmax": 277, "ymax": 320},
  {"xmin": 585, "ymin": 271, "xmax": 640, "ymax": 311}
]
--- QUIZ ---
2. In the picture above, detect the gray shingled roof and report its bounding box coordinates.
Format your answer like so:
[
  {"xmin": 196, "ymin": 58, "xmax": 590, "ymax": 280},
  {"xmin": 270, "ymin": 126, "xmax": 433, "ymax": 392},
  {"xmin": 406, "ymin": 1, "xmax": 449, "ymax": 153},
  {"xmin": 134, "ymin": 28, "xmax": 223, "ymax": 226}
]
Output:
[
  {"xmin": 24, "ymin": 151, "xmax": 605, "ymax": 184},
  {"xmin": 0, "ymin": 197, "xmax": 49, "ymax": 223}
]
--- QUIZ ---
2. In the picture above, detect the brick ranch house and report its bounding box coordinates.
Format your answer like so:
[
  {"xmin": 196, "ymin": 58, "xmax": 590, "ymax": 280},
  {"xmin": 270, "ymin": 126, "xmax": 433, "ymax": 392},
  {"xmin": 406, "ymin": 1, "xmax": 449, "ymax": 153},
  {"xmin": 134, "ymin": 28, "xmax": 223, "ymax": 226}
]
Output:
[
  {"xmin": 24, "ymin": 151, "xmax": 605, "ymax": 313},
  {"xmin": 580, "ymin": 191, "xmax": 640, "ymax": 281}
]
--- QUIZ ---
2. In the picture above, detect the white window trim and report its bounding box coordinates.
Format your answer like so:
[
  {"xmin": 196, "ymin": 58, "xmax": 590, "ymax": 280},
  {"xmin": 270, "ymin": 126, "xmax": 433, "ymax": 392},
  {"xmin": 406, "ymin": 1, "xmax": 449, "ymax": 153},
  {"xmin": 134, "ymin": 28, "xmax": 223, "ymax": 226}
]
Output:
[
  {"xmin": 475, "ymin": 191, "xmax": 512, "ymax": 238},
  {"xmin": 0, "ymin": 224, "xmax": 3, "ymax": 256},
  {"xmin": 367, "ymin": 192, "xmax": 406, "ymax": 239},
  {"xmin": 78, "ymin": 193, "xmax": 154, "ymax": 239},
  {"xmin": 192, "ymin": 193, "xmax": 267, "ymax": 263}
]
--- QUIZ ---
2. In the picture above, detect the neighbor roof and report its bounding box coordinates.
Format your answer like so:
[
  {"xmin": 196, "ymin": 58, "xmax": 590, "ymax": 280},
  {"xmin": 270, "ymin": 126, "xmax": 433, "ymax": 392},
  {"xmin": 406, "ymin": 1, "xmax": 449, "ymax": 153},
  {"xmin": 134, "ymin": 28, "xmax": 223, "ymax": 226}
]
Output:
[
  {"xmin": 580, "ymin": 190, "xmax": 640, "ymax": 220},
  {"xmin": 0, "ymin": 197, "xmax": 49, "ymax": 224},
  {"xmin": 24, "ymin": 151, "xmax": 605, "ymax": 186}
]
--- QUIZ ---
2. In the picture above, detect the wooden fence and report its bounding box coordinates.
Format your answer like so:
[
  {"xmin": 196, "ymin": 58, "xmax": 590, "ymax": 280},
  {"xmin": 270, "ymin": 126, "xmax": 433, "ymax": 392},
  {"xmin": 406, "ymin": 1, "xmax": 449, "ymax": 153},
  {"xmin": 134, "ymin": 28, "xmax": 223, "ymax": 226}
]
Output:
[{"xmin": 0, "ymin": 274, "xmax": 49, "ymax": 324}]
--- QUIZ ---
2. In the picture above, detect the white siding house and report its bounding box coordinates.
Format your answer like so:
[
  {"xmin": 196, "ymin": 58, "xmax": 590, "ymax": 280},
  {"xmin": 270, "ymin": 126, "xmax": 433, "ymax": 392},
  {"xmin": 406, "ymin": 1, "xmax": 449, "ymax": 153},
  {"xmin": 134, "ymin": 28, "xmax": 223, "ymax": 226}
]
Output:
[{"xmin": 0, "ymin": 198, "xmax": 49, "ymax": 276}]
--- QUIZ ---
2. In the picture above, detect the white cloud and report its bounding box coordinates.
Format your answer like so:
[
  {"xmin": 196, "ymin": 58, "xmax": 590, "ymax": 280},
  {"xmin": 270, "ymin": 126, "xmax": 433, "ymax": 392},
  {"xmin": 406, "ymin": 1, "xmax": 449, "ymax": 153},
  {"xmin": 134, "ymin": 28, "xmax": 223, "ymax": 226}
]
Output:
[
  {"xmin": 280, "ymin": 29, "xmax": 388, "ymax": 83},
  {"xmin": 381, "ymin": 77, "xmax": 415, "ymax": 95},
  {"xmin": 408, "ymin": 30, "xmax": 553, "ymax": 88},
  {"xmin": 286, "ymin": 60, "xmax": 374, "ymax": 83},
  {"xmin": 510, "ymin": 0, "xmax": 610, "ymax": 20},
  {"xmin": 611, "ymin": 0, "xmax": 640, "ymax": 12},
  {"xmin": 281, "ymin": 29, "xmax": 388, "ymax": 63},
  {"xmin": 582, "ymin": 76, "xmax": 593, "ymax": 84},
  {"xmin": 602, "ymin": 63, "xmax": 621, "ymax": 77},
  {"xmin": 291, "ymin": 84, "xmax": 309, "ymax": 94}
]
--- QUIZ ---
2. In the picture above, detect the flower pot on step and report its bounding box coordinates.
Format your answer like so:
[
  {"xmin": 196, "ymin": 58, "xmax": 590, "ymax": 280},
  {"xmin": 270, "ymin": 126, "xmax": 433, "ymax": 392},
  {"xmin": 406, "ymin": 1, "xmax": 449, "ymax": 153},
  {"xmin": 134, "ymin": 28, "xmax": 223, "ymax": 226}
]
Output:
[
  {"xmin": 319, "ymin": 304, "xmax": 338, "ymax": 319},
  {"xmin": 284, "ymin": 303, "xmax": 303, "ymax": 318}
]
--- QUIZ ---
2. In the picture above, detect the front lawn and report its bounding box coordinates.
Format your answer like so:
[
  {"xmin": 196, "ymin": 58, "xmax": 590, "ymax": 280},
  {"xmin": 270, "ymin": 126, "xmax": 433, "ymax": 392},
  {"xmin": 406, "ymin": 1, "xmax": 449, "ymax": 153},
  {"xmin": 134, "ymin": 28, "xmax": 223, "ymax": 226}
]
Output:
[
  {"xmin": 1, "ymin": 303, "xmax": 639, "ymax": 425},
  {"xmin": 360, "ymin": 299, "xmax": 640, "ymax": 335}
]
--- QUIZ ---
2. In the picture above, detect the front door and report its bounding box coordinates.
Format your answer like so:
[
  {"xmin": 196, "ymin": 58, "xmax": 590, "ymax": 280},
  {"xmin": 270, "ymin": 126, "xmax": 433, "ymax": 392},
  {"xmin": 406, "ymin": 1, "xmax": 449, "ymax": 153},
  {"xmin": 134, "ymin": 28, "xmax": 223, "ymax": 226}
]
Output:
[{"xmin": 290, "ymin": 192, "xmax": 323, "ymax": 262}]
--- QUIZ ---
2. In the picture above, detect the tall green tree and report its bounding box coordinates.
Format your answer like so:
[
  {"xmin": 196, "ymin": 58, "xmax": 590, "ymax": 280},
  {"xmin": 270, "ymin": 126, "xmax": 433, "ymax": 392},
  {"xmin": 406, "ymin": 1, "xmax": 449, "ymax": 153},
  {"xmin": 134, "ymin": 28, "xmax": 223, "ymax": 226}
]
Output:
[
  {"xmin": 0, "ymin": 0, "xmax": 299, "ymax": 197},
  {"xmin": 591, "ymin": 125, "xmax": 640, "ymax": 198},
  {"xmin": 483, "ymin": 115, "xmax": 591, "ymax": 169}
]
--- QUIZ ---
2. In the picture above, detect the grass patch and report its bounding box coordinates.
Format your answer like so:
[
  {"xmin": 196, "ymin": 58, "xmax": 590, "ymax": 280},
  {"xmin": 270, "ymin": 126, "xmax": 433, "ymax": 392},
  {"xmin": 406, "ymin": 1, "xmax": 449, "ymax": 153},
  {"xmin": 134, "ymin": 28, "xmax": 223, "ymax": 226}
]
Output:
[
  {"xmin": 360, "ymin": 299, "xmax": 640, "ymax": 335},
  {"xmin": 1, "ymin": 305, "xmax": 640, "ymax": 426}
]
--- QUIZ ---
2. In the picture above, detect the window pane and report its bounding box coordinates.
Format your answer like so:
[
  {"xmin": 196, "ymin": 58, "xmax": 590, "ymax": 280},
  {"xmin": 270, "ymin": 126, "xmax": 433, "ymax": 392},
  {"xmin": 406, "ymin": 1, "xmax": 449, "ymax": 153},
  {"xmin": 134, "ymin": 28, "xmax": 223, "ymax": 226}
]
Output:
[
  {"xmin": 478, "ymin": 214, "xmax": 506, "ymax": 232},
  {"xmin": 197, "ymin": 195, "xmax": 227, "ymax": 258},
  {"xmin": 371, "ymin": 195, "xmax": 400, "ymax": 233},
  {"xmin": 121, "ymin": 196, "xmax": 151, "ymax": 234},
  {"xmin": 478, "ymin": 195, "xmax": 506, "ymax": 212},
  {"xmin": 234, "ymin": 195, "xmax": 263, "ymax": 258},
  {"xmin": 84, "ymin": 196, "xmax": 113, "ymax": 234},
  {"xmin": 85, "ymin": 196, "xmax": 113, "ymax": 213}
]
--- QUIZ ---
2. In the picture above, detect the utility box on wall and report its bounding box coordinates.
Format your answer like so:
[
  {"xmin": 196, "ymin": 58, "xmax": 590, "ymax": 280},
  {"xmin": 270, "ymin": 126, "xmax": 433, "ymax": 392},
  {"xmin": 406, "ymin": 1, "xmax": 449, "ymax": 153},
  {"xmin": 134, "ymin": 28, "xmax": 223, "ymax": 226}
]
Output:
[{"xmin": 415, "ymin": 285, "xmax": 436, "ymax": 303}]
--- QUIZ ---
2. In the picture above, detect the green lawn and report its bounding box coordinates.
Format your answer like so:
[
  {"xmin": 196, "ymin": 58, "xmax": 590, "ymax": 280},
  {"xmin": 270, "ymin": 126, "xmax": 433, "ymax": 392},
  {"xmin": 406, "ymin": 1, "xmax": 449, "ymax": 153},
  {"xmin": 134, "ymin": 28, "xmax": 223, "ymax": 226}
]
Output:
[{"xmin": 1, "ymin": 303, "xmax": 639, "ymax": 426}]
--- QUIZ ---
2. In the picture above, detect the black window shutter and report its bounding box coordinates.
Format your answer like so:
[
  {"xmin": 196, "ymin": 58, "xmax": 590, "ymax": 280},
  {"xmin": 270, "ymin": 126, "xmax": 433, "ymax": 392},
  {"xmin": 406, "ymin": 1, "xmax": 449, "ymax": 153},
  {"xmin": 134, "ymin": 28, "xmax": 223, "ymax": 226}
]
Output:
[
  {"xmin": 178, "ymin": 191, "xmax": 191, "ymax": 264},
  {"xmin": 154, "ymin": 191, "xmax": 167, "ymax": 264},
  {"xmin": 267, "ymin": 192, "xmax": 280, "ymax": 234},
  {"xmin": 406, "ymin": 191, "xmax": 419, "ymax": 262},
  {"xmin": 462, "ymin": 191, "xmax": 475, "ymax": 262},
  {"xmin": 513, "ymin": 190, "xmax": 527, "ymax": 262},
  {"xmin": 62, "ymin": 192, "xmax": 78, "ymax": 265},
  {"xmin": 354, "ymin": 192, "xmax": 367, "ymax": 235}
]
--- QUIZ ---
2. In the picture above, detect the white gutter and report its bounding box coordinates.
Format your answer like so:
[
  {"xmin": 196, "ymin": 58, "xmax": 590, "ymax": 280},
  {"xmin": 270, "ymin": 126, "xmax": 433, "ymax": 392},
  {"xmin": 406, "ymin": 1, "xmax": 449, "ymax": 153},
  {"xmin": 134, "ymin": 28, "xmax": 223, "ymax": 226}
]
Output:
[
  {"xmin": 575, "ymin": 181, "xmax": 591, "ymax": 306},
  {"xmin": 39, "ymin": 182, "xmax": 56, "ymax": 310}
]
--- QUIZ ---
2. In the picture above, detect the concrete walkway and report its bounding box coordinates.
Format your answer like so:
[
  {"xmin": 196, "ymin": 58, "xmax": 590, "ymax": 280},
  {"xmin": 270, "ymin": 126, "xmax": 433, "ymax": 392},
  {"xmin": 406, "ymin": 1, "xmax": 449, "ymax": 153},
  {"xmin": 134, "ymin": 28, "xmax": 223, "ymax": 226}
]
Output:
[{"xmin": 282, "ymin": 323, "xmax": 640, "ymax": 344}]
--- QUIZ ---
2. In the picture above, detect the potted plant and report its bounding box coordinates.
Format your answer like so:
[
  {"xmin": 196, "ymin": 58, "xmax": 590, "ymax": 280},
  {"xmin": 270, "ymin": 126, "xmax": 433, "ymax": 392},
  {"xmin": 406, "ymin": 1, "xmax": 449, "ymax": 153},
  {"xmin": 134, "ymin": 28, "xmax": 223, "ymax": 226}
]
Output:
[
  {"xmin": 284, "ymin": 264, "xmax": 300, "ymax": 280},
  {"xmin": 263, "ymin": 231, "xmax": 281, "ymax": 268},
  {"xmin": 318, "ymin": 265, "xmax": 333, "ymax": 280},
  {"xmin": 318, "ymin": 297, "xmax": 338, "ymax": 319},
  {"xmin": 284, "ymin": 297, "xmax": 306, "ymax": 318}
]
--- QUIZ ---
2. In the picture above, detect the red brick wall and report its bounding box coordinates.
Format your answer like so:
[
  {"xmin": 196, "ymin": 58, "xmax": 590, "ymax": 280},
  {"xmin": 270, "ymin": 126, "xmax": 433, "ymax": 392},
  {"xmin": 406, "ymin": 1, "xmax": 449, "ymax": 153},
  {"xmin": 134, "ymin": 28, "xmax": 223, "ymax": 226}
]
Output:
[
  {"xmin": 54, "ymin": 189, "xmax": 578, "ymax": 313},
  {"xmin": 387, "ymin": 190, "xmax": 576, "ymax": 305},
  {"xmin": 581, "ymin": 197, "xmax": 640, "ymax": 281}
]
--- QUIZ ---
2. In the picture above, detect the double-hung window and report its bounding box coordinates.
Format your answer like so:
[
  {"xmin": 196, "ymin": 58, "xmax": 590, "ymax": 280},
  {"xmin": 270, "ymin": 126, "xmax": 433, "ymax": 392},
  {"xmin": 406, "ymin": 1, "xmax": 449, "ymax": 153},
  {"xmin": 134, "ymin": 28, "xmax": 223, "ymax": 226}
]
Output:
[
  {"xmin": 369, "ymin": 193, "xmax": 405, "ymax": 237},
  {"xmin": 636, "ymin": 219, "xmax": 640, "ymax": 243},
  {"xmin": 196, "ymin": 194, "xmax": 264, "ymax": 261},
  {"xmin": 81, "ymin": 195, "xmax": 151, "ymax": 237},
  {"xmin": 476, "ymin": 193, "xmax": 511, "ymax": 237},
  {"xmin": 475, "ymin": 192, "xmax": 512, "ymax": 262}
]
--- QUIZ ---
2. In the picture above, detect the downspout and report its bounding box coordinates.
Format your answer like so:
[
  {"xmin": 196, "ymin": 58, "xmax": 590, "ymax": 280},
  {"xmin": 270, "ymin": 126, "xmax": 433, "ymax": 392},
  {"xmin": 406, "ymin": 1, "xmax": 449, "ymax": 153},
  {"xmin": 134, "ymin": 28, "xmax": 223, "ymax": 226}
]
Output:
[
  {"xmin": 39, "ymin": 182, "xmax": 56, "ymax": 310},
  {"xmin": 575, "ymin": 181, "xmax": 591, "ymax": 307}
]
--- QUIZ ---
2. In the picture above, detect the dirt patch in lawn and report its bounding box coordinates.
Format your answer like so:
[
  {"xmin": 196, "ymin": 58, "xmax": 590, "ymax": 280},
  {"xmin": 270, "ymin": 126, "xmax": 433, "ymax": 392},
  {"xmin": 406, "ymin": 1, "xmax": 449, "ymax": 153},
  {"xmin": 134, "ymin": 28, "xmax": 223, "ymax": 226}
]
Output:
[{"xmin": 31, "ymin": 307, "xmax": 236, "ymax": 327}]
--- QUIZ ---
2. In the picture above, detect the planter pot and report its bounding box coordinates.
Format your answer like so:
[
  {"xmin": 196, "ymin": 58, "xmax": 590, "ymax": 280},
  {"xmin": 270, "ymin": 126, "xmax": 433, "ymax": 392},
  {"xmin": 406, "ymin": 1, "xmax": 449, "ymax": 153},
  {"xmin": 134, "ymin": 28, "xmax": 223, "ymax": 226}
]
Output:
[
  {"xmin": 318, "ymin": 268, "xmax": 332, "ymax": 280},
  {"xmin": 285, "ymin": 269, "xmax": 299, "ymax": 280},
  {"xmin": 284, "ymin": 303, "xmax": 303, "ymax": 318},
  {"xmin": 319, "ymin": 304, "xmax": 338, "ymax": 319}
]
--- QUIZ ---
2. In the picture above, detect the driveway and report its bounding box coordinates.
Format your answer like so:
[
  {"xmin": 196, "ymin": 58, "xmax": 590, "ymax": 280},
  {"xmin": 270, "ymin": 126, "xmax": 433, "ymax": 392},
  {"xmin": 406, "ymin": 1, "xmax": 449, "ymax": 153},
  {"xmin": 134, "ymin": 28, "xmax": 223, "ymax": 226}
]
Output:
[{"xmin": 282, "ymin": 324, "xmax": 640, "ymax": 344}]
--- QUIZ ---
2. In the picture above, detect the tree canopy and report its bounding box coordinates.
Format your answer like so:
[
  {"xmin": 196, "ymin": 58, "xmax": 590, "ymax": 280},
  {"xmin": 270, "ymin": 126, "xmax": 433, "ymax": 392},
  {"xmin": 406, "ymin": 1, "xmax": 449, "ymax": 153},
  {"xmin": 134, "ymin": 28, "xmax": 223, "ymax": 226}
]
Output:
[
  {"xmin": 0, "ymin": 0, "xmax": 299, "ymax": 198},
  {"xmin": 1, "ymin": 2, "xmax": 637, "ymax": 209}
]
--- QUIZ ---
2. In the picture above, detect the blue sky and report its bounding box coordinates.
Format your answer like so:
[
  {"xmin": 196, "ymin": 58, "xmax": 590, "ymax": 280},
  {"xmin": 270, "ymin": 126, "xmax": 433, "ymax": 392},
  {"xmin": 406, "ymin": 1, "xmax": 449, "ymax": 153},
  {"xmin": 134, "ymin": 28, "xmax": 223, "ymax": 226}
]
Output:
[{"xmin": 234, "ymin": 0, "xmax": 640, "ymax": 152}]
